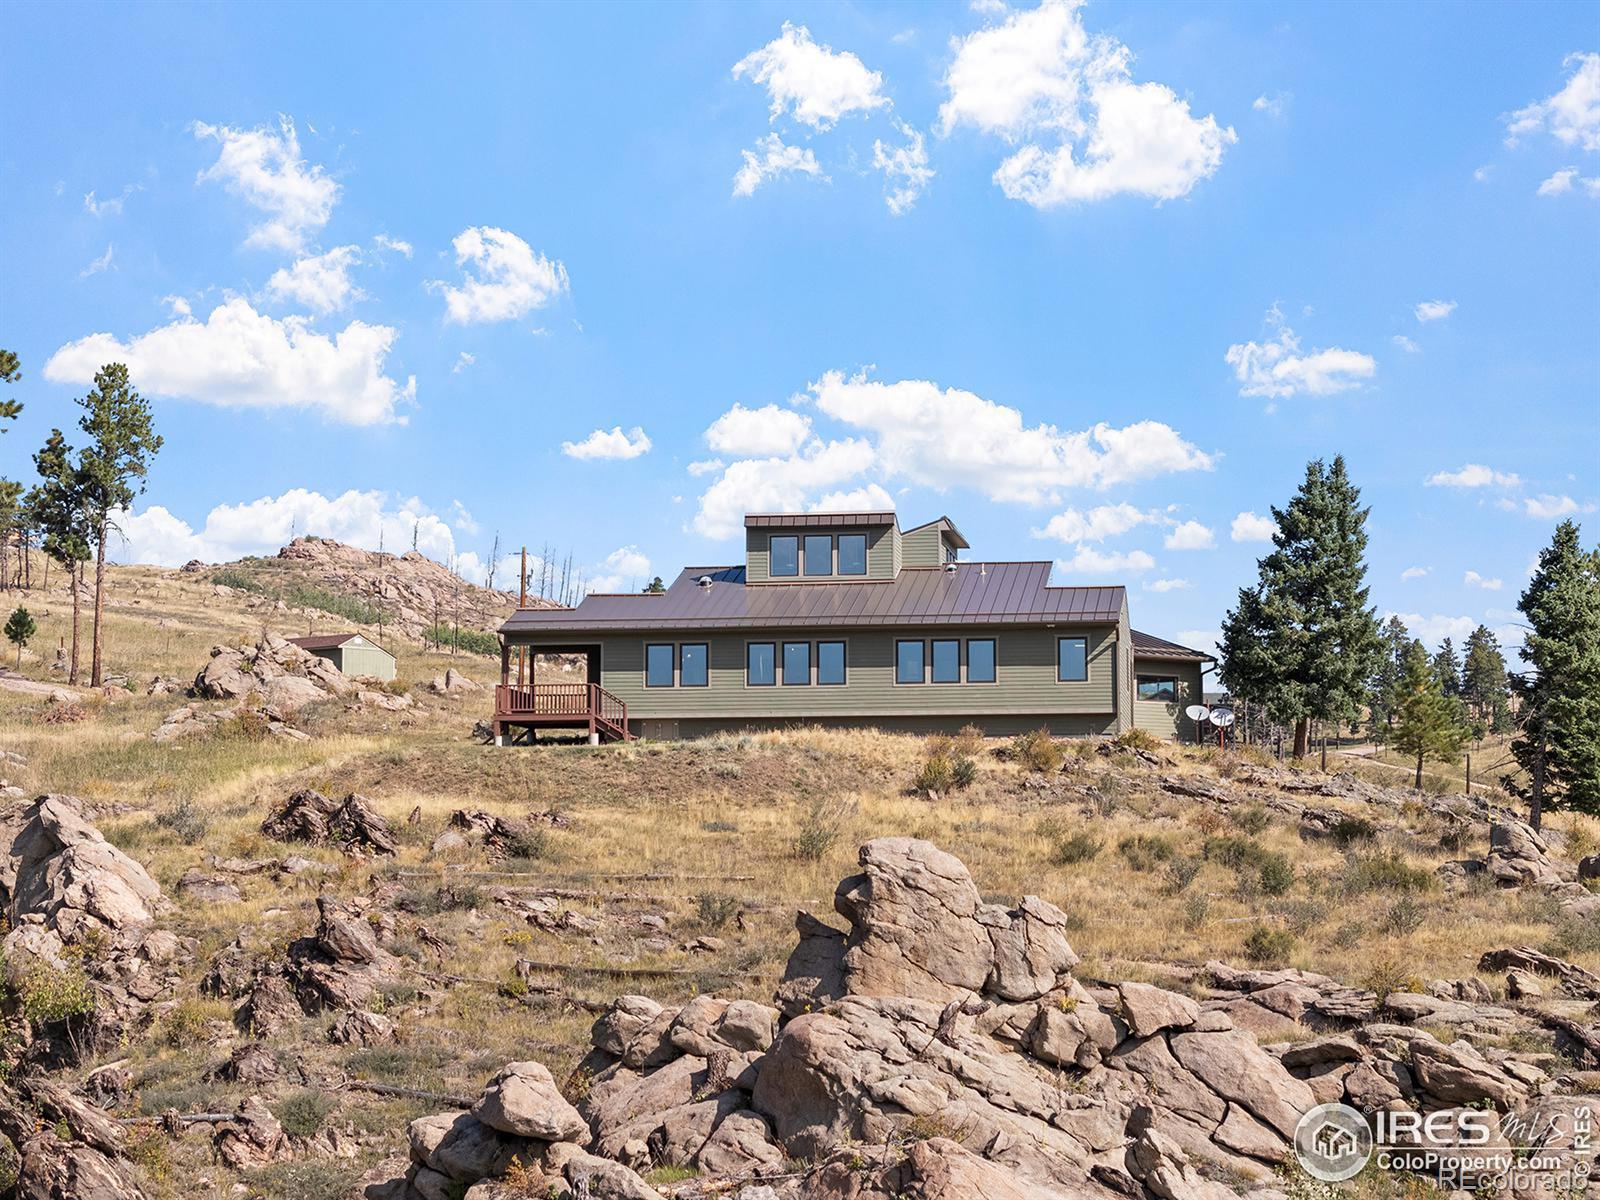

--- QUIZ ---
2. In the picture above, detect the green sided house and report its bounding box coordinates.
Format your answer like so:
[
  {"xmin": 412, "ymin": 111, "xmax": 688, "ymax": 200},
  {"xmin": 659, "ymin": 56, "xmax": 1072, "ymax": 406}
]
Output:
[
  {"xmin": 287, "ymin": 633, "xmax": 397, "ymax": 682},
  {"xmin": 493, "ymin": 512, "xmax": 1212, "ymax": 744}
]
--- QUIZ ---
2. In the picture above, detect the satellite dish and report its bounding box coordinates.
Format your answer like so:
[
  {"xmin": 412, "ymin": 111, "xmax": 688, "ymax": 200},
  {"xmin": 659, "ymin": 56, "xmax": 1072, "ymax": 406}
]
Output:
[
  {"xmin": 1210, "ymin": 707, "xmax": 1235, "ymax": 728},
  {"xmin": 1185, "ymin": 704, "xmax": 1210, "ymax": 722}
]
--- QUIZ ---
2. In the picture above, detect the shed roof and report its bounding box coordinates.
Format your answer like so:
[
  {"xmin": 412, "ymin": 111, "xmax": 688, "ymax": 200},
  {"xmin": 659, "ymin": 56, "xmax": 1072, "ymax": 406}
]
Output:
[
  {"xmin": 743, "ymin": 511, "xmax": 898, "ymax": 529},
  {"xmin": 1131, "ymin": 629, "xmax": 1214, "ymax": 662},
  {"xmin": 287, "ymin": 633, "xmax": 369, "ymax": 651},
  {"xmin": 502, "ymin": 562, "xmax": 1125, "ymax": 635}
]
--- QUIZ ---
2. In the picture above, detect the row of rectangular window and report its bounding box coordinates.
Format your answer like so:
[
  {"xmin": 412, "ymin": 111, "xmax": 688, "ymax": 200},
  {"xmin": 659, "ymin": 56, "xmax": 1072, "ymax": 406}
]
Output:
[
  {"xmin": 646, "ymin": 635, "xmax": 1090, "ymax": 688},
  {"xmin": 769, "ymin": 533, "xmax": 867, "ymax": 578}
]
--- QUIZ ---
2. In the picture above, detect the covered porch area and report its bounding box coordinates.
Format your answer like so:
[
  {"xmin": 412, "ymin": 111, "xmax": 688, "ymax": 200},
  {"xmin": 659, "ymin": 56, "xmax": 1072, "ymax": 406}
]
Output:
[{"xmin": 493, "ymin": 641, "xmax": 632, "ymax": 745}]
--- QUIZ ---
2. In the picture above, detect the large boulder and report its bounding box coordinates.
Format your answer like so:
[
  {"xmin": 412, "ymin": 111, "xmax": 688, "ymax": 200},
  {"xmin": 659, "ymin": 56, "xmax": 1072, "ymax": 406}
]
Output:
[
  {"xmin": 473, "ymin": 1061, "xmax": 586, "ymax": 1142},
  {"xmin": 1486, "ymin": 819, "xmax": 1566, "ymax": 889}
]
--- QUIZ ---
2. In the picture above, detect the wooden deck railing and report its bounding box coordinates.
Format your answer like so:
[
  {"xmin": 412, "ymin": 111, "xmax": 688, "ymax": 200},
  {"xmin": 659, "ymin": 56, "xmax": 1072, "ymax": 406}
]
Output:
[{"xmin": 494, "ymin": 682, "xmax": 630, "ymax": 736}]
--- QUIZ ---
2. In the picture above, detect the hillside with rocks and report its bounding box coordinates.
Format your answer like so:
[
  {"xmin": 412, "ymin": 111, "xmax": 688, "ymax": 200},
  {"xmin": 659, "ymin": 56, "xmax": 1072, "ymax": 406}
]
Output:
[
  {"xmin": 198, "ymin": 536, "xmax": 561, "ymax": 642},
  {"xmin": 0, "ymin": 617, "xmax": 1598, "ymax": 1200}
]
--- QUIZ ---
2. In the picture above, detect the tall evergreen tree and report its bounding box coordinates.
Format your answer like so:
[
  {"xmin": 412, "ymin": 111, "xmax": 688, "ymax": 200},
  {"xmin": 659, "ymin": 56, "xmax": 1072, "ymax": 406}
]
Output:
[
  {"xmin": 1368, "ymin": 615, "xmax": 1413, "ymax": 735},
  {"xmin": 1508, "ymin": 520, "xmax": 1600, "ymax": 826},
  {"xmin": 1220, "ymin": 456, "xmax": 1384, "ymax": 757},
  {"xmin": 28, "ymin": 429, "xmax": 92, "ymax": 684},
  {"xmin": 1460, "ymin": 624, "xmax": 1510, "ymax": 737},
  {"xmin": 1390, "ymin": 640, "xmax": 1469, "ymax": 788},
  {"xmin": 1430, "ymin": 638, "xmax": 1462, "ymax": 696},
  {"xmin": 0, "ymin": 349, "xmax": 20, "ymax": 429},
  {"xmin": 74, "ymin": 364, "xmax": 162, "ymax": 687},
  {"xmin": 0, "ymin": 351, "xmax": 22, "ymax": 590}
]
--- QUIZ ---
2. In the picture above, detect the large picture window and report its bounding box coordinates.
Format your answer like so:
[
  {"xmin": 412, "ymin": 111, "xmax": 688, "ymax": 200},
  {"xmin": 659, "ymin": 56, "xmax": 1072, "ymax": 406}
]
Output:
[
  {"xmin": 645, "ymin": 643, "xmax": 674, "ymax": 688},
  {"xmin": 896, "ymin": 639, "xmax": 925, "ymax": 685},
  {"xmin": 931, "ymin": 638, "xmax": 960, "ymax": 684},
  {"xmin": 803, "ymin": 534, "xmax": 833, "ymax": 576},
  {"xmin": 1137, "ymin": 676, "xmax": 1178, "ymax": 702},
  {"xmin": 746, "ymin": 642, "xmax": 776, "ymax": 686},
  {"xmin": 783, "ymin": 641, "xmax": 811, "ymax": 685},
  {"xmin": 769, "ymin": 536, "xmax": 798, "ymax": 577},
  {"xmin": 1057, "ymin": 636, "xmax": 1088, "ymax": 682},
  {"xmin": 837, "ymin": 534, "xmax": 867, "ymax": 576},
  {"xmin": 817, "ymin": 641, "xmax": 846, "ymax": 685},
  {"xmin": 679, "ymin": 643, "xmax": 709, "ymax": 687},
  {"xmin": 967, "ymin": 639, "xmax": 996, "ymax": 683}
]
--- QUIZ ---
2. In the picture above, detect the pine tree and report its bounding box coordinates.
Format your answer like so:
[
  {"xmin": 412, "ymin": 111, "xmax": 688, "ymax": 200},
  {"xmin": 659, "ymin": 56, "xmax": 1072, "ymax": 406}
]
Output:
[
  {"xmin": 28, "ymin": 430, "xmax": 92, "ymax": 683},
  {"xmin": 1508, "ymin": 520, "xmax": 1600, "ymax": 826},
  {"xmin": 1220, "ymin": 456, "xmax": 1384, "ymax": 757},
  {"xmin": 643, "ymin": 576, "xmax": 666, "ymax": 593},
  {"xmin": 1460, "ymin": 624, "xmax": 1510, "ymax": 738},
  {"xmin": 1431, "ymin": 638, "xmax": 1461, "ymax": 696},
  {"xmin": 1368, "ymin": 615, "xmax": 1413, "ymax": 735},
  {"xmin": 0, "ymin": 351, "xmax": 22, "ymax": 591},
  {"xmin": 73, "ymin": 363, "xmax": 162, "ymax": 687},
  {"xmin": 0, "ymin": 349, "xmax": 20, "ymax": 430},
  {"xmin": 1390, "ymin": 641, "xmax": 1468, "ymax": 789},
  {"xmin": 5, "ymin": 606, "xmax": 36, "ymax": 669}
]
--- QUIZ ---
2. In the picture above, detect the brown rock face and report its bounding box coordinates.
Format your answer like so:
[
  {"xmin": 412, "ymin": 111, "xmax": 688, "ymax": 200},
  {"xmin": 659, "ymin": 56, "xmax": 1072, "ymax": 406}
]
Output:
[{"xmin": 261, "ymin": 789, "xmax": 397, "ymax": 855}]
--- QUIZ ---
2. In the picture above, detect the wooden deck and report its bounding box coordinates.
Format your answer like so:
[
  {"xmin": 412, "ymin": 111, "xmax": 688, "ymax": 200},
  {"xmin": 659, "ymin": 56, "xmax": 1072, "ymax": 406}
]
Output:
[{"xmin": 492, "ymin": 682, "xmax": 632, "ymax": 744}]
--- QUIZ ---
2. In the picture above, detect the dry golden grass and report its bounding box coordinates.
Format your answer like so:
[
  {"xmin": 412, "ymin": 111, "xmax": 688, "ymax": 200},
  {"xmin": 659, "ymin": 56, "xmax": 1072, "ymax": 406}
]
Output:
[{"xmin": 1, "ymin": 564, "xmax": 1594, "ymax": 1198}]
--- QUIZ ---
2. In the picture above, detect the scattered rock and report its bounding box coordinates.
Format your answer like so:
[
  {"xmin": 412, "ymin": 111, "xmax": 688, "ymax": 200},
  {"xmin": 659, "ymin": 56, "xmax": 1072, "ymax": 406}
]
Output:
[{"xmin": 262, "ymin": 789, "xmax": 397, "ymax": 855}]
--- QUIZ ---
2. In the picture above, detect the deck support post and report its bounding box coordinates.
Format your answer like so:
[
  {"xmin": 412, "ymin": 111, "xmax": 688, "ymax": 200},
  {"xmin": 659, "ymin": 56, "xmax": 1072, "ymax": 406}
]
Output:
[{"xmin": 499, "ymin": 641, "xmax": 511, "ymax": 688}]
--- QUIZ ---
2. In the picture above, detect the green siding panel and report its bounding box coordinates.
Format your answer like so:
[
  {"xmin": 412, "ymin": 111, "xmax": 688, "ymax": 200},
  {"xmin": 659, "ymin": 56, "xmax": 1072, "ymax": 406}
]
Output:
[
  {"xmin": 514, "ymin": 625, "xmax": 1121, "ymax": 720},
  {"xmin": 1131, "ymin": 659, "xmax": 1205, "ymax": 742},
  {"xmin": 746, "ymin": 524, "xmax": 897, "ymax": 584}
]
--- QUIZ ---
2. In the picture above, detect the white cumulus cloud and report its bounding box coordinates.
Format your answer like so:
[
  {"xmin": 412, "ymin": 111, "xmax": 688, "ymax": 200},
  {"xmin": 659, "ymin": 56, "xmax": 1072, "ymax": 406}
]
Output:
[
  {"xmin": 873, "ymin": 122, "xmax": 935, "ymax": 215},
  {"xmin": 193, "ymin": 116, "xmax": 338, "ymax": 253},
  {"xmin": 1143, "ymin": 578, "xmax": 1191, "ymax": 593},
  {"xmin": 84, "ymin": 184, "xmax": 140, "ymax": 218},
  {"xmin": 451, "ymin": 351, "xmax": 475, "ymax": 375},
  {"xmin": 1230, "ymin": 511, "xmax": 1275, "ymax": 542},
  {"xmin": 80, "ymin": 244, "xmax": 115, "ymax": 278},
  {"xmin": 1522, "ymin": 493, "xmax": 1595, "ymax": 519},
  {"xmin": 265, "ymin": 245, "xmax": 363, "ymax": 314},
  {"xmin": 43, "ymin": 297, "xmax": 414, "ymax": 426},
  {"xmin": 1053, "ymin": 546, "xmax": 1155, "ymax": 577},
  {"xmin": 111, "ymin": 488, "xmax": 464, "ymax": 568},
  {"xmin": 1225, "ymin": 310, "xmax": 1375, "ymax": 399},
  {"xmin": 372, "ymin": 234, "xmax": 413, "ymax": 257},
  {"xmin": 561, "ymin": 426, "xmax": 652, "ymax": 461},
  {"xmin": 1425, "ymin": 463, "xmax": 1521, "ymax": 489},
  {"xmin": 1508, "ymin": 52, "xmax": 1600, "ymax": 152},
  {"xmin": 939, "ymin": 0, "xmax": 1234, "ymax": 207},
  {"xmin": 704, "ymin": 403, "xmax": 812, "ymax": 457},
  {"xmin": 1392, "ymin": 334, "xmax": 1421, "ymax": 353},
  {"xmin": 589, "ymin": 546, "xmax": 652, "ymax": 593},
  {"xmin": 1384, "ymin": 611, "xmax": 1479, "ymax": 649},
  {"xmin": 1414, "ymin": 299, "xmax": 1456, "ymax": 322},
  {"xmin": 733, "ymin": 22, "xmax": 888, "ymax": 131},
  {"xmin": 1463, "ymin": 570, "xmax": 1502, "ymax": 590},
  {"xmin": 809, "ymin": 369, "xmax": 1213, "ymax": 503},
  {"xmin": 434, "ymin": 226, "xmax": 568, "ymax": 324},
  {"xmin": 1163, "ymin": 520, "xmax": 1215, "ymax": 550},
  {"xmin": 812, "ymin": 484, "xmax": 897, "ymax": 513},
  {"xmin": 1536, "ymin": 167, "xmax": 1600, "ymax": 197},
  {"xmin": 733, "ymin": 134, "xmax": 825, "ymax": 198},
  {"xmin": 693, "ymin": 438, "xmax": 876, "ymax": 539},
  {"xmin": 1401, "ymin": 565, "xmax": 1430, "ymax": 581},
  {"xmin": 1033, "ymin": 503, "xmax": 1152, "ymax": 543}
]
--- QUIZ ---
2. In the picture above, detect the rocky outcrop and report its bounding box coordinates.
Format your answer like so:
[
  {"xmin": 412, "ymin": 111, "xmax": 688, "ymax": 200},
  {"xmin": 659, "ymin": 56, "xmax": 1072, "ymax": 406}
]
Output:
[
  {"xmin": 428, "ymin": 668, "xmax": 483, "ymax": 696},
  {"xmin": 0, "ymin": 1079, "xmax": 152, "ymax": 1199},
  {"xmin": 192, "ymin": 634, "xmax": 352, "ymax": 707},
  {"xmin": 261, "ymin": 789, "xmax": 397, "ymax": 855},
  {"xmin": 370, "ymin": 836, "xmax": 1600, "ymax": 1200},
  {"xmin": 1486, "ymin": 818, "xmax": 1567, "ymax": 889},
  {"xmin": 153, "ymin": 699, "xmax": 309, "ymax": 742}
]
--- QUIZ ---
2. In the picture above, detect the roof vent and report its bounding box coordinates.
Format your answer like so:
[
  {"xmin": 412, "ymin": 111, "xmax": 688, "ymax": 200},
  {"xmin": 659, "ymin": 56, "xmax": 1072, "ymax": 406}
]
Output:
[
  {"xmin": 697, "ymin": 575, "xmax": 713, "ymax": 589},
  {"xmin": 942, "ymin": 561, "xmax": 959, "ymax": 573}
]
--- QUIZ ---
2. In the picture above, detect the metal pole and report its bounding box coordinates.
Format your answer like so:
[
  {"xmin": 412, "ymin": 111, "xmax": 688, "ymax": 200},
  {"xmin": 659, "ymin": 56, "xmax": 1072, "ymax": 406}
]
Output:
[
  {"xmin": 517, "ymin": 547, "xmax": 528, "ymax": 688},
  {"xmin": 1466, "ymin": 752, "xmax": 1471, "ymax": 795}
]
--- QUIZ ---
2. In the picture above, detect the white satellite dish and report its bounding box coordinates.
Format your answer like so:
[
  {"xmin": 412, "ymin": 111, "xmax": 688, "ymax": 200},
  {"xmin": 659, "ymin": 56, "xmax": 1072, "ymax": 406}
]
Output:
[
  {"xmin": 1210, "ymin": 707, "xmax": 1235, "ymax": 728},
  {"xmin": 1185, "ymin": 704, "xmax": 1210, "ymax": 722}
]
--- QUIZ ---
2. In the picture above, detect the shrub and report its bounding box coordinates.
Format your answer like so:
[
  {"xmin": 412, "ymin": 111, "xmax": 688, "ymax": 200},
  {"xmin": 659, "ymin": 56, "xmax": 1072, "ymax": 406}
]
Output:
[
  {"xmin": 1243, "ymin": 926, "xmax": 1296, "ymax": 964},
  {"xmin": 953, "ymin": 725, "xmax": 986, "ymax": 758},
  {"xmin": 1111, "ymin": 728, "xmax": 1164, "ymax": 754},
  {"xmin": 283, "ymin": 585, "xmax": 386, "ymax": 626},
  {"xmin": 951, "ymin": 757, "xmax": 978, "ymax": 789},
  {"xmin": 125, "ymin": 1126, "xmax": 172, "ymax": 1181},
  {"xmin": 244, "ymin": 1163, "xmax": 361, "ymax": 1200},
  {"xmin": 1547, "ymin": 915, "xmax": 1600, "ymax": 958},
  {"xmin": 1338, "ymin": 851, "xmax": 1435, "ymax": 896},
  {"xmin": 1050, "ymin": 829, "xmax": 1103, "ymax": 866},
  {"xmin": 155, "ymin": 797, "xmax": 209, "ymax": 844},
  {"xmin": 1163, "ymin": 856, "xmax": 1203, "ymax": 894},
  {"xmin": 503, "ymin": 827, "xmax": 550, "ymax": 862},
  {"xmin": 1233, "ymin": 805, "xmax": 1271, "ymax": 835},
  {"xmin": 792, "ymin": 800, "xmax": 852, "ymax": 862},
  {"xmin": 1183, "ymin": 892, "xmax": 1211, "ymax": 930},
  {"xmin": 10, "ymin": 958, "xmax": 95, "ymax": 1024},
  {"xmin": 695, "ymin": 892, "xmax": 739, "ymax": 930},
  {"xmin": 162, "ymin": 998, "xmax": 210, "ymax": 1047},
  {"xmin": 40, "ymin": 700, "xmax": 87, "ymax": 724},
  {"xmin": 1010, "ymin": 728, "xmax": 1063, "ymax": 773},
  {"xmin": 1382, "ymin": 894, "xmax": 1426, "ymax": 935},
  {"xmin": 912, "ymin": 754, "xmax": 954, "ymax": 794},
  {"xmin": 1257, "ymin": 853, "xmax": 1295, "ymax": 896},
  {"xmin": 1330, "ymin": 816, "xmax": 1377, "ymax": 848},
  {"xmin": 273, "ymin": 1090, "xmax": 336, "ymax": 1138},
  {"xmin": 211, "ymin": 568, "xmax": 271, "ymax": 595},
  {"xmin": 1117, "ymin": 834, "xmax": 1176, "ymax": 871},
  {"xmin": 422, "ymin": 623, "xmax": 499, "ymax": 656},
  {"xmin": 1360, "ymin": 957, "xmax": 1424, "ymax": 998},
  {"xmin": 1203, "ymin": 835, "xmax": 1273, "ymax": 871},
  {"xmin": 1279, "ymin": 899, "xmax": 1324, "ymax": 936}
]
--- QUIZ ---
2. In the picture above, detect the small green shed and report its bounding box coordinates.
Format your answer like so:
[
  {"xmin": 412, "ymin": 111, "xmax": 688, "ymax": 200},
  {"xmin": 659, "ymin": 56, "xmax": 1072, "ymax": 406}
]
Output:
[{"xmin": 287, "ymin": 633, "xmax": 396, "ymax": 682}]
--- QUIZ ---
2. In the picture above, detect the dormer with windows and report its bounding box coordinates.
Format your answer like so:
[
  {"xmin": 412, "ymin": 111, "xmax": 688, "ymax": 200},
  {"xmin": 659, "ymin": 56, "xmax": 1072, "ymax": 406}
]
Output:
[{"xmin": 744, "ymin": 512, "xmax": 898, "ymax": 583}]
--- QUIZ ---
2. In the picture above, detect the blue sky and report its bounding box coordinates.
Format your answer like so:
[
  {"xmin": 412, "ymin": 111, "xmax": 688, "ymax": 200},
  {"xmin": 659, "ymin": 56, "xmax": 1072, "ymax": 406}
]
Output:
[{"xmin": 3, "ymin": 0, "xmax": 1596, "ymax": 654}]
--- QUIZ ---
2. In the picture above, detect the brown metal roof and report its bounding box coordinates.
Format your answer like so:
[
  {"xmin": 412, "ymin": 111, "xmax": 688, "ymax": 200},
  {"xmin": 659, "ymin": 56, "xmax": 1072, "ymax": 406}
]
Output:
[
  {"xmin": 287, "ymin": 633, "xmax": 362, "ymax": 651},
  {"xmin": 501, "ymin": 562, "xmax": 1126, "ymax": 635},
  {"xmin": 744, "ymin": 511, "xmax": 898, "ymax": 529},
  {"xmin": 1131, "ymin": 629, "xmax": 1214, "ymax": 661}
]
